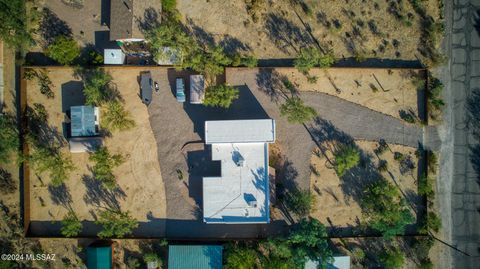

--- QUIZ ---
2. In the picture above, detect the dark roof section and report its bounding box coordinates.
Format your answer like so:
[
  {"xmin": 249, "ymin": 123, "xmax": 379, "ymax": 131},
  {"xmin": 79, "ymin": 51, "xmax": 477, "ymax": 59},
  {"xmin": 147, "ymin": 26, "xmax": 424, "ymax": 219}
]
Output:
[{"xmin": 109, "ymin": 0, "xmax": 161, "ymax": 41}]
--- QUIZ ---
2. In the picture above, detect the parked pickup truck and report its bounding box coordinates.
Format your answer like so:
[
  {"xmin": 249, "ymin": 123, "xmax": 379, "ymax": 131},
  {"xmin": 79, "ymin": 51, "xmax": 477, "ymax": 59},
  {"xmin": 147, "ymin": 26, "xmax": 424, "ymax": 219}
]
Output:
[{"xmin": 176, "ymin": 77, "xmax": 186, "ymax": 103}]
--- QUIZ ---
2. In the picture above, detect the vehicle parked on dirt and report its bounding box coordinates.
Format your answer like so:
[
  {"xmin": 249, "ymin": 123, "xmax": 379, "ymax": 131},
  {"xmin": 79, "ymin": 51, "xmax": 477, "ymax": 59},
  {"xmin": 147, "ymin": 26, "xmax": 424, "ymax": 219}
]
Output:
[{"xmin": 176, "ymin": 77, "xmax": 186, "ymax": 103}]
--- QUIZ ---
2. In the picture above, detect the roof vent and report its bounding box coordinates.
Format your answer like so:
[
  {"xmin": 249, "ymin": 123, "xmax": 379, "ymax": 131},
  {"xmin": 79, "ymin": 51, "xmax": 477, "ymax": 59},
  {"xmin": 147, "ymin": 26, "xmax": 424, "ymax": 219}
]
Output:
[{"xmin": 248, "ymin": 200, "xmax": 257, "ymax": 208}]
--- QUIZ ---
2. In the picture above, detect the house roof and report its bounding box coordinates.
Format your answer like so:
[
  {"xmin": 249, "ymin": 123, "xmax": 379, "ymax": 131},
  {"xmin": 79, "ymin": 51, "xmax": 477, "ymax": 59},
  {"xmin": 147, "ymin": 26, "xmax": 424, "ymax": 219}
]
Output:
[
  {"xmin": 189, "ymin": 75, "xmax": 205, "ymax": 104},
  {"xmin": 70, "ymin": 106, "xmax": 97, "ymax": 137},
  {"xmin": 87, "ymin": 246, "xmax": 112, "ymax": 269},
  {"xmin": 168, "ymin": 245, "xmax": 223, "ymax": 269},
  {"xmin": 205, "ymin": 119, "xmax": 276, "ymax": 144},
  {"xmin": 109, "ymin": 0, "xmax": 161, "ymax": 41}
]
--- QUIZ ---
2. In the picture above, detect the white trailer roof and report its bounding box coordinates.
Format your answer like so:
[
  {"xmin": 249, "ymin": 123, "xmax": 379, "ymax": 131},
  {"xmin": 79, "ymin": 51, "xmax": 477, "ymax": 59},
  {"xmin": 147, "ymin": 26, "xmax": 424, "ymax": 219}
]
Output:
[
  {"xmin": 205, "ymin": 119, "xmax": 275, "ymax": 144},
  {"xmin": 203, "ymin": 143, "xmax": 269, "ymax": 223},
  {"xmin": 104, "ymin": 49, "xmax": 125, "ymax": 65}
]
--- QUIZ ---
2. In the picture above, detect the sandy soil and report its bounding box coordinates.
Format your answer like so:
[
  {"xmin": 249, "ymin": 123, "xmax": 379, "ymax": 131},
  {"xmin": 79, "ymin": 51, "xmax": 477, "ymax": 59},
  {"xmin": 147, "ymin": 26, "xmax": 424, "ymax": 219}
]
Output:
[
  {"xmin": 178, "ymin": 0, "xmax": 440, "ymax": 60},
  {"xmin": 227, "ymin": 67, "xmax": 424, "ymax": 121},
  {"xmin": 26, "ymin": 67, "xmax": 166, "ymax": 228},
  {"xmin": 310, "ymin": 140, "xmax": 420, "ymax": 228}
]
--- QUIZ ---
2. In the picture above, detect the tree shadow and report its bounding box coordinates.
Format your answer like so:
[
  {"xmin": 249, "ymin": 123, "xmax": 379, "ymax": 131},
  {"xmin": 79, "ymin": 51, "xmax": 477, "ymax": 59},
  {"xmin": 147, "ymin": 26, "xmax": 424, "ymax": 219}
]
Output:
[
  {"xmin": 48, "ymin": 183, "xmax": 73, "ymax": 211},
  {"xmin": 82, "ymin": 174, "xmax": 126, "ymax": 211},
  {"xmin": 255, "ymin": 68, "xmax": 292, "ymax": 103},
  {"xmin": 219, "ymin": 35, "xmax": 251, "ymax": 55},
  {"xmin": 264, "ymin": 13, "xmax": 313, "ymax": 54},
  {"xmin": 186, "ymin": 18, "xmax": 216, "ymax": 48},
  {"xmin": 25, "ymin": 104, "xmax": 67, "ymax": 149},
  {"xmin": 467, "ymin": 88, "xmax": 480, "ymax": 183},
  {"xmin": 39, "ymin": 8, "xmax": 73, "ymax": 47},
  {"xmin": 137, "ymin": 7, "xmax": 161, "ymax": 34}
]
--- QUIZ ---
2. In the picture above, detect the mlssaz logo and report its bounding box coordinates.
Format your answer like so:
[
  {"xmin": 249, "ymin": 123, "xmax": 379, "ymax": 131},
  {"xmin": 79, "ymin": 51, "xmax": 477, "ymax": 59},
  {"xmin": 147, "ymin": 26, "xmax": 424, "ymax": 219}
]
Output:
[{"xmin": 26, "ymin": 254, "xmax": 56, "ymax": 261}]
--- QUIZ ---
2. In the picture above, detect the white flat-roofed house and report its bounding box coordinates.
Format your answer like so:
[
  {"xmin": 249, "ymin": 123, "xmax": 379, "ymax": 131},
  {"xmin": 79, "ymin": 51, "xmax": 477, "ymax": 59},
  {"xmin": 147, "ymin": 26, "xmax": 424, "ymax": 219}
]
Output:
[{"xmin": 203, "ymin": 119, "xmax": 276, "ymax": 224}]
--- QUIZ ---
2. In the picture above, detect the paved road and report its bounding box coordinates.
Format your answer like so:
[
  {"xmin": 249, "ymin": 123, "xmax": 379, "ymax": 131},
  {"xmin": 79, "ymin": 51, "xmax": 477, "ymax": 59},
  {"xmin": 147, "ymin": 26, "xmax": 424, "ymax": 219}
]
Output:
[{"xmin": 438, "ymin": 0, "xmax": 480, "ymax": 268}]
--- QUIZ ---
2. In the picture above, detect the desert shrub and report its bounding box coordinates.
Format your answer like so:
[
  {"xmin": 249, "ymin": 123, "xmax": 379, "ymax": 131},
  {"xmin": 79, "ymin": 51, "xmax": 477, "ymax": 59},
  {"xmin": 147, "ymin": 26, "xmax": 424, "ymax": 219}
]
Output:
[
  {"xmin": 232, "ymin": 53, "xmax": 258, "ymax": 67},
  {"xmin": 30, "ymin": 147, "xmax": 75, "ymax": 186},
  {"xmin": 102, "ymin": 101, "xmax": 135, "ymax": 132},
  {"xmin": 368, "ymin": 20, "xmax": 381, "ymax": 35},
  {"xmin": 96, "ymin": 209, "xmax": 138, "ymax": 238},
  {"xmin": 161, "ymin": 0, "xmax": 176, "ymax": 13},
  {"xmin": 280, "ymin": 97, "xmax": 317, "ymax": 124},
  {"xmin": 333, "ymin": 144, "xmax": 360, "ymax": 177},
  {"xmin": 89, "ymin": 146, "xmax": 124, "ymax": 189},
  {"xmin": 36, "ymin": 70, "xmax": 54, "ymax": 98},
  {"xmin": 125, "ymin": 256, "xmax": 140, "ymax": 269},
  {"xmin": 379, "ymin": 248, "xmax": 405, "ymax": 269},
  {"xmin": 282, "ymin": 78, "xmax": 296, "ymax": 94},
  {"xmin": 0, "ymin": 169, "xmax": 16, "ymax": 194},
  {"xmin": 418, "ymin": 174, "xmax": 434, "ymax": 199},
  {"xmin": 306, "ymin": 75, "xmax": 318, "ymax": 84},
  {"xmin": 204, "ymin": 84, "xmax": 239, "ymax": 108},
  {"xmin": 0, "ymin": 0, "xmax": 33, "ymax": 50},
  {"xmin": 0, "ymin": 114, "xmax": 19, "ymax": 164},
  {"xmin": 417, "ymin": 258, "xmax": 433, "ymax": 269},
  {"xmin": 374, "ymin": 139, "xmax": 388, "ymax": 155},
  {"xmin": 393, "ymin": 152, "xmax": 405, "ymax": 161},
  {"xmin": 420, "ymin": 211, "xmax": 441, "ymax": 233},
  {"xmin": 23, "ymin": 69, "xmax": 37, "ymax": 80},
  {"xmin": 413, "ymin": 236, "xmax": 434, "ymax": 261},
  {"xmin": 426, "ymin": 150, "xmax": 438, "ymax": 174},
  {"xmin": 224, "ymin": 244, "xmax": 257, "ymax": 269},
  {"xmin": 362, "ymin": 179, "xmax": 414, "ymax": 238},
  {"xmin": 399, "ymin": 109, "xmax": 416, "ymax": 123},
  {"xmin": 60, "ymin": 210, "xmax": 82, "ymax": 237},
  {"xmin": 378, "ymin": 160, "xmax": 388, "ymax": 172},
  {"xmin": 286, "ymin": 189, "xmax": 315, "ymax": 217},
  {"xmin": 245, "ymin": 0, "xmax": 266, "ymax": 23},
  {"xmin": 294, "ymin": 47, "xmax": 335, "ymax": 74},
  {"xmin": 351, "ymin": 247, "xmax": 365, "ymax": 263},
  {"xmin": 144, "ymin": 253, "xmax": 163, "ymax": 268},
  {"xmin": 46, "ymin": 36, "xmax": 80, "ymax": 65}
]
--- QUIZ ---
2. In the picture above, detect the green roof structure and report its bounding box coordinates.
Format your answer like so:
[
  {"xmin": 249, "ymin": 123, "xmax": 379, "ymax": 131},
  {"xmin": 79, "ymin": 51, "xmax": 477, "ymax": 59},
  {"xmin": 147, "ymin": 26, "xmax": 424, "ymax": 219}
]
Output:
[
  {"xmin": 168, "ymin": 245, "xmax": 223, "ymax": 269},
  {"xmin": 87, "ymin": 245, "xmax": 112, "ymax": 269}
]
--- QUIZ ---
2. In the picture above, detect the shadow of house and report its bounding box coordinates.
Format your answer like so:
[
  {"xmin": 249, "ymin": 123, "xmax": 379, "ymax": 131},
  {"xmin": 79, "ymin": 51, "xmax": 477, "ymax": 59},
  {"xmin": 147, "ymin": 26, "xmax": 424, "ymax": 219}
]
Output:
[
  {"xmin": 186, "ymin": 149, "xmax": 221, "ymax": 207},
  {"xmin": 101, "ymin": 0, "xmax": 111, "ymax": 26},
  {"xmin": 61, "ymin": 81, "xmax": 85, "ymax": 113}
]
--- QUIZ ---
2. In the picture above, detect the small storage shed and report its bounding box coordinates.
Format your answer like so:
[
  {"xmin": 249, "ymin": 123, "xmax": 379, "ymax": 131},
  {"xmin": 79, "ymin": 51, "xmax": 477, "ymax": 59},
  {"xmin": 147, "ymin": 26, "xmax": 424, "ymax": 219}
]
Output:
[
  {"xmin": 189, "ymin": 75, "xmax": 205, "ymax": 104},
  {"xmin": 104, "ymin": 49, "xmax": 126, "ymax": 65},
  {"xmin": 87, "ymin": 244, "xmax": 113, "ymax": 269},
  {"xmin": 168, "ymin": 245, "xmax": 223, "ymax": 269}
]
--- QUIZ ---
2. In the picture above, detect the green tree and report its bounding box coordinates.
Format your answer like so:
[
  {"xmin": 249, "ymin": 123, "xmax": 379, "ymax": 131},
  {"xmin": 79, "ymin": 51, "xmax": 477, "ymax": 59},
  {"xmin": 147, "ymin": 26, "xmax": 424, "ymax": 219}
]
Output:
[
  {"xmin": 96, "ymin": 209, "xmax": 138, "ymax": 238},
  {"xmin": 46, "ymin": 36, "xmax": 80, "ymax": 65},
  {"xmin": 204, "ymin": 84, "xmax": 239, "ymax": 108},
  {"xmin": 333, "ymin": 144, "xmax": 360, "ymax": 177},
  {"xmin": 362, "ymin": 179, "xmax": 414, "ymax": 238},
  {"xmin": 420, "ymin": 211, "xmax": 441, "ymax": 233},
  {"xmin": 30, "ymin": 147, "xmax": 75, "ymax": 187},
  {"xmin": 102, "ymin": 101, "xmax": 135, "ymax": 132},
  {"xmin": 125, "ymin": 256, "xmax": 140, "ymax": 269},
  {"xmin": 82, "ymin": 69, "xmax": 113, "ymax": 106},
  {"xmin": 418, "ymin": 175, "xmax": 434, "ymax": 199},
  {"xmin": 161, "ymin": 0, "xmax": 177, "ymax": 14},
  {"xmin": 0, "ymin": 114, "xmax": 19, "ymax": 164},
  {"xmin": 0, "ymin": 0, "xmax": 33, "ymax": 49},
  {"xmin": 379, "ymin": 248, "xmax": 405, "ymax": 269},
  {"xmin": 286, "ymin": 189, "xmax": 314, "ymax": 217},
  {"xmin": 280, "ymin": 97, "xmax": 317, "ymax": 124},
  {"xmin": 184, "ymin": 46, "xmax": 232, "ymax": 81},
  {"xmin": 89, "ymin": 146, "xmax": 124, "ymax": 189},
  {"xmin": 60, "ymin": 210, "xmax": 82, "ymax": 237},
  {"xmin": 288, "ymin": 218, "xmax": 333, "ymax": 269},
  {"xmin": 294, "ymin": 47, "xmax": 335, "ymax": 74},
  {"xmin": 224, "ymin": 245, "xmax": 257, "ymax": 269}
]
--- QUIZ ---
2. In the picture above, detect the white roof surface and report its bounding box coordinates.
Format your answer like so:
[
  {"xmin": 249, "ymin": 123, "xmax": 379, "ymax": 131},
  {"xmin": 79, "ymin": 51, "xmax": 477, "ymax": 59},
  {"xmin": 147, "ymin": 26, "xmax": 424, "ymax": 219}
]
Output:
[
  {"xmin": 203, "ymin": 143, "xmax": 269, "ymax": 223},
  {"xmin": 205, "ymin": 119, "xmax": 275, "ymax": 144},
  {"xmin": 104, "ymin": 49, "xmax": 125, "ymax": 65},
  {"xmin": 305, "ymin": 256, "xmax": 351, "ymax": 269}
]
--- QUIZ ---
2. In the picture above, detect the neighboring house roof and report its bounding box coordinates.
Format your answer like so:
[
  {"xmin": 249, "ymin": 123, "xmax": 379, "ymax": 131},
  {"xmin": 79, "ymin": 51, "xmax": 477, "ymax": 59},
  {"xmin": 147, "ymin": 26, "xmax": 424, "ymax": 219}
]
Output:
[
  {"xmin": 189, "ymin": 75, "xmax": 205, "ymax": 104},
  {"xmin": 168, "ymin": 245, "xmax": 223, "ymax": 269},
  {"xmin": 104, "ymin": 49, "xmax": 125, "ymax": 64},
  {"xmin": 203, "ymin": 119, "xmax": 276, "ymax": 224},
  {"xmin": 305, "ymin": 256, "xmax": 351, "ymax": 269},
  {"xmin": 69, "ymin": 137, "xmax": 103, "ymax": 153},
  {"xmin": 87, "ymin": 245, "xmax": 112, "ymax": 269},
  {"xmin": 109, "ymin": 0, "xmax": 161, "ymax": 41},
  {"xmin": 205, "ymin": 119, "xmax": 276, "ymax": 144},
  {"xmin": 70, "ymin": 106, "xmax": 98, "ymax": 137}
]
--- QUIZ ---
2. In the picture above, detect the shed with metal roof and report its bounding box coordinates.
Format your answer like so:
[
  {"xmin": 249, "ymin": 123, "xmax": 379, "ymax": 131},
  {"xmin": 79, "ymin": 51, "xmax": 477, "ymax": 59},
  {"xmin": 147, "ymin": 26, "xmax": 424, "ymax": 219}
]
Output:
[
  {"xmin": 168, "ymin": 245, "xmax": 223, "ymax": 269},
  {"xmin": 70, "ymin": 105, "xmax": 99, "ymax": 137}
]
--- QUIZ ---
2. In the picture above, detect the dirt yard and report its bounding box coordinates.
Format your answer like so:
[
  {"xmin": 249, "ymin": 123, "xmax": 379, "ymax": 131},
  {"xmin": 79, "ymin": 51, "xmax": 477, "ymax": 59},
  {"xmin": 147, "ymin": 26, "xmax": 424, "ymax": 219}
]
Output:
[
  {"xmin": 26, "ymin": 67, "xmax": 166, "ymax": 235},
  {"xmin": 178, "ymin": 0, "xmax": 441, "ymax": 60},
  {"xmin": 310, "ymin": 140, "xmax": 421, "ymax": 228},
  {"xmin": 227, "ymin": 67, "xmax": 425, "ymax": 121}
]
